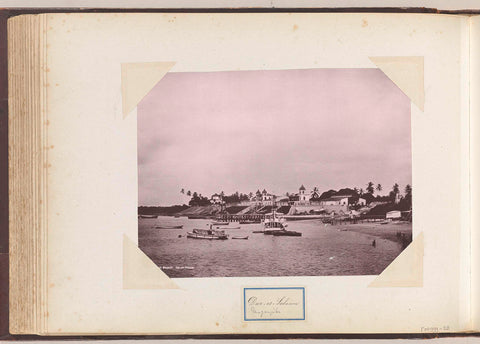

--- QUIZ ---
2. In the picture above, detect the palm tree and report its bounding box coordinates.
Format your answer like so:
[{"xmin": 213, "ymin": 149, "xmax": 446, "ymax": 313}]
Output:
[
  {"xmin": 180, "ymin": 188, "xmax": 185, "ymax": 194},
  {"xmin": 404, "ymin": 184, "xmax": 412, "ymax": 210},
  {"xmin": 186, "ymin": 190, "xmax": 191, "ymax": 196},
  {"xmin": 405, "ymin": 184, "xmax": 412, "ymax": 196},
  {"xmin": 366, "ymin": 182, "xmax": 374, "ymax": 194},
  {"xmin": 359, "ymin": 188, "xmax": 364, "ymax": 195},
  {"xmin": 376, "ymin": 184, "xmax": 382, "ymax": 192},
  {"xmin": 393, "ymin": 183, "xmax": 399, "ymax": 194}
]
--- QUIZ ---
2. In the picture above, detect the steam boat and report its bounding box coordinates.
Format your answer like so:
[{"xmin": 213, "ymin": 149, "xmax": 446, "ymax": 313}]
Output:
[{"xmin": 262, "ymin": 198, "xmax": 302, "ymax": 237}]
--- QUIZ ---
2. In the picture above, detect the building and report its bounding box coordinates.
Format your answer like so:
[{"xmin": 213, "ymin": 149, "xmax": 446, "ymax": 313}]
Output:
[
  {"xmin": 298, "ymin": 185, "xmax": 308, "ymax": 202},
  {"xmin": 386, "ymin": 210, "xmax": 402, "ymax": 219},
  {"xmin": 276, "ymin": 195, "xmax": 290, "ymax": 206},
  {"xmin": 288, "ymin": 194, "xmax": 299, "ymax": 205},
  {"xmin": 320, "ymin": 195, "xmax": 350, "ymax": 206},
  {"xmin": 246, "ymin": 189, "xmax": 276, "ymax": 206},
  {"xmin": 261, "ymin": 189, "xmax": 274, "ymax": 203},
  {"xmin": 210, "ymin": 193, "xmax": 222, "ymax": 205}
]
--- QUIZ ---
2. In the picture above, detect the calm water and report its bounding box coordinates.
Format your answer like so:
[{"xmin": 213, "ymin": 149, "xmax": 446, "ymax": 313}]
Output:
[{"xmin": 138, "ymin": 216, "xmax": 404, "ymax": 278}]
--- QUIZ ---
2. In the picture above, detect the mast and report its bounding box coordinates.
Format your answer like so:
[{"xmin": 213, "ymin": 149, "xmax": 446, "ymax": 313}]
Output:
[{"xmin": 272, "ymin": 194, "xmax": 276, "ymax": 218}]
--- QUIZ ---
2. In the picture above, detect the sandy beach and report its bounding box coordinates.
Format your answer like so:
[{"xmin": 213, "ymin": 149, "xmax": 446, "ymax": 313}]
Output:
[{"xmin": 334, "ymin": 221, "xmax": 412, "ymax": 248}]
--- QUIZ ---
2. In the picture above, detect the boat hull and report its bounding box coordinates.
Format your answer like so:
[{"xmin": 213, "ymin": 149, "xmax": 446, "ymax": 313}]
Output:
[
  {"xmin": 264, "ymin": 229, "xmax": 285, "ymax": 235},
  {"xmin": 186, "ymin": 232, "xmax": 228, "ymax": 240},
  {"xmin": 138, "ymin": 215, "xmax": 158, "ymax": 219},
  {"xmin": 271, "ymin": 230, "xmax": 302, "ymax": 237}
]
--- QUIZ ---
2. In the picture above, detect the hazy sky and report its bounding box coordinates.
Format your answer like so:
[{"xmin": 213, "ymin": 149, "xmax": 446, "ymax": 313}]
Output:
[{"xmin": 138, "ymin": 69, "xmax": 411, "ymax": 206}]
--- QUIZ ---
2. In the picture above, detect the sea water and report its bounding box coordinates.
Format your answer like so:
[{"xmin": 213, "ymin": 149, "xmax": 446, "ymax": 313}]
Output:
[{"xmin": 138, "ymin": 216, "xmax": 405, "ymax": 278}]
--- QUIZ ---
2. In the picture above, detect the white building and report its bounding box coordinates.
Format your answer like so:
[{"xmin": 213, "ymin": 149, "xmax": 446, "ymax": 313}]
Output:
[
  {"xmin": 298, "ymin": 185, "xmax": 308, "ymax": 203},
  {"xmin": 261, "ymin": 189, "xmax": 273, "ymax": 202},
  {"xmin": 386, "ymin": 210, "xmax": 402, "ymax": 219},
  {"xmin": 320, "ymin": 196, "xmax": 349, "ymax": 206}
]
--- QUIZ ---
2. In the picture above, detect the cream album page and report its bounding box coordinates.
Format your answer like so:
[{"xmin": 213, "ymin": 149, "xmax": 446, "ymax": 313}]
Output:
[
  {"xmin": 42, "ymin": 13, "xmax": 470, "ymax": 334},
  {"xmin": 471, "ymin": 15, "xmax": 480, "ymax": 332}
]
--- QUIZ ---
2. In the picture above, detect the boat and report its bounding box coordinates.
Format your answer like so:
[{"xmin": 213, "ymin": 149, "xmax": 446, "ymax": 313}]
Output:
[
  {"xmin": 212, "ymin": 221, "xmax": 229, "ymax": 225},
  {"xmin": 263, "ymin": 211, "xmax": 288, "ymax": 235},
  {"xmin": 239, "ymin": 220, "xmax": 260, "ymax": 224},
  {"xmin": 219, "ymin": 226, "xmax": 240, "ymax": 229},
  {"xmin": 252, "ymin": 230, "xmax": 264, "ymax": 233},
  {"xmin": 272, "ymin": 230, "xmax": 302, "ymax": 237},
  {"xmin": 232, "ymin": 236, "xmax": 248, "ymax": 240},
  {"xmin": 138, "ymin": 214, "xmax": 158, "ymax": 219},
  {"xmin": 154, "ymin": 225, "xmax": 183, "ymax": 229},
  {"xmin": 186, "ymin": 228, "xmax": 229, "ymax": 240},
  {"xmin": 263, "ymin": 205, "xmax": 301, "ymax": 237}
]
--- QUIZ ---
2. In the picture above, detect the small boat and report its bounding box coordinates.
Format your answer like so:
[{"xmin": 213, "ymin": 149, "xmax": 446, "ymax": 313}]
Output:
[
  {"xmin": 138, "ymin": 214, "xmax": 158, "ymax": 219},
  {"xmin": 252, "ymin": 230, "xmax": 264, "ymax": 233},
  {"xmin": 264, "ymin": 229, "xmax": 286, "ymax": 235},
  {"xmin": 232, "ymin": 236, "xmax": 248, "ymax": 240},
  {"xmin": 186, "ymin": 228, "xmax": 228, "ymax": 240},
  {"xmin": 212, "ymin": 222, "xmax": 229, "ymax": 225},
  {"xmin": 154, "ymin": 225, "xmax": 183, "ymax": 229},
  {"xmin": 271, "ymin": 230, "xmax": 302, "ymax": 237},
  {"xmin": 219, "ymin": 226, "xmax": 240, "ymax": 229}
]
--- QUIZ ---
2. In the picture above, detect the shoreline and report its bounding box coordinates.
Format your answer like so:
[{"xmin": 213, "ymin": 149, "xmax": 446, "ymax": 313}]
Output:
[{"xmin": 334, "ymin": 221, "xmax": 413, "ymax": 248}]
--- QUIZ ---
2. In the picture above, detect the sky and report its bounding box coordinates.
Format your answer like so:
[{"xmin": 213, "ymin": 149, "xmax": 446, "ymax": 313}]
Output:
[{"xmin": 138, "ymin": 68, "xmax": 411, "ymax": 206}]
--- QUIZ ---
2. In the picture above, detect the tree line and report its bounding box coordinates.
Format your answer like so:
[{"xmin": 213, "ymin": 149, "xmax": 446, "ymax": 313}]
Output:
[{"xmin": 180, "ymin": 182, "xmax": 412, "ymax": 208}]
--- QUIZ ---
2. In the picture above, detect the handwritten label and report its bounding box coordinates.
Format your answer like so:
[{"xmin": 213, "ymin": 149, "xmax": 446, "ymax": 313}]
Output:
[{"xmin": 243, "ymin": 287, "xmax": 305, "ymax": 321}]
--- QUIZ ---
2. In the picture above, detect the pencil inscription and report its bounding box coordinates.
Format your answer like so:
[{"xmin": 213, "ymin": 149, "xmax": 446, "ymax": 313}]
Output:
[{"xmin": 244, "ymin": 288, "xmax": 305, "ymax": 321}]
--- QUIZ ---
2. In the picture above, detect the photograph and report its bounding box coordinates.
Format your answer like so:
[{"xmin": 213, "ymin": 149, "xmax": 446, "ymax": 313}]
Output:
[{"xmin": 137, "ymin": 68, "xmax": 413, "ymax": 278}]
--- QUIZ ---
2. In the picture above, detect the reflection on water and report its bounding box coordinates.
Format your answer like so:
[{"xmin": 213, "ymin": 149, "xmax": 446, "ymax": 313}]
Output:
[{"xmin": 138, "ymin": 216, "xmax": 406, "ymax": 278}]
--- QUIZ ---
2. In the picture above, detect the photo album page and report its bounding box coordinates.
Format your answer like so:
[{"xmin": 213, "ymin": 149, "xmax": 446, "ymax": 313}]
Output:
[{"xmin": 24, "ymin": 12, "xmax": 475, "ymax": 334}]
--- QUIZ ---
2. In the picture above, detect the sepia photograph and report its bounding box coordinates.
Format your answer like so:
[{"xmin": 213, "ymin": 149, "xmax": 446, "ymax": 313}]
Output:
[{"xmin": 137, "ymin": 68, "xmax": 413, "ymax": 278}]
